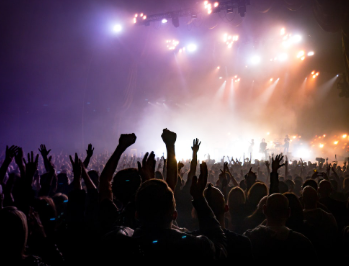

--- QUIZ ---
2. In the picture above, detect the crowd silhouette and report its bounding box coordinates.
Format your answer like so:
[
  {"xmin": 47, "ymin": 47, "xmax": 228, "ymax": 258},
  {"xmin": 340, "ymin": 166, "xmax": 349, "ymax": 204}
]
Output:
[{"xmin": 1, "ymin": 129, "xmax": 349, "ymax": 265}]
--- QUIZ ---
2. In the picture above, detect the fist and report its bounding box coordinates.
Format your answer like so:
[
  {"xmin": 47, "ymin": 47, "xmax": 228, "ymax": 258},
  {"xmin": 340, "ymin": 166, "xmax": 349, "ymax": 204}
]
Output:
[
  {"xmin": 161, "ymin": 128, "xmax": 176, "ymax": 146},
  {"xmin": 119, "ymin": 133, "xmax": 137, "ymax": 149}
]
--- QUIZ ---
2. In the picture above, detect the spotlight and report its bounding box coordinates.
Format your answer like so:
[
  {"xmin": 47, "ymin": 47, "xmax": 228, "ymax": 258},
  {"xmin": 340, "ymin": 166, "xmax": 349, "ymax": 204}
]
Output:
[
  {"xmin": 316, "ymin": 72, "xmax": 319, "ymax": 76},
  {"xmin": 301, "ymin": 56, "xmax": 305, "ymax": 60},
  {"xmin": 278, "ymin": 53, "xmax": 288, "ymax": 61},
  {"xmin": 172, "ymin": 15, "xmax": 179, "ymax": 28},
  {"xmin": 133, "ymin": 18, "xmax": 137, "ymax": 24},
  {"xmin": 280, "ymin": 28, "xmax": 285, "ymax": 35},
  {"xmin": 297, "ymin": 50, "xmax": 305, "ymax": 58},
  {"xmin": 343, "ymin": 134, "xmax": 347, "ymax": 138},
  {"xmin": 162, "ymin": 18, "xmax": 168, "ymax": 23},
  {"xmin": 311, "ymin": 71, "xmax": 315, "ymax": 75},
  {"xmin": 227, "ymin": 7, "xmax": 234, "ymax": 13},
  {"xmin": 135, "ymin": 14, "xmax": 138, "ymax": 17},
  {"xmin": 292, "ymin": 35, "xmax": 302, "ymax": 43},
  {"xmin": 308, "ymin": 51, "xmax": 315, "ymax": 56},
  {"xmin": 112, "ymin": 24, "xmax": 122, "ymax": 33},
  {"xmin": 334, "ymin": 141, "xmax": 339, "ymax": 145},
  {"xmin": 319, "ymin": 144, "xmax": 324, "ymax": 148},
  {"xmin": 217, "ymin": 66, "xmax": 220, "ymax": 69},
  {"xmin": 187, "ymin": 44, "xmax": 197, "ymax": 52},
  {"xmin": 233, "ymin": 35, "xmax": 239, "ymax": 41},
  {"xmin": 143, "ymin": 15, "xmax": 147, "ymax": 20},
  {"xmin": 270, "ymin": 78, "xmax": 273, "ymax": 82},
  {"xmin": 219, "ymin": 77, "xmax": 223, "ymax": 79},
  {"xmin": 250, "ymin": 56, "xmax": 261, "ymax": 65},
  {"xmin": 214, "ymin": 2, "xmax": 219, "ymax": 7},
  {"xmin": 313, "ymin": 75, "xmax": 316, "ymax": 78}
]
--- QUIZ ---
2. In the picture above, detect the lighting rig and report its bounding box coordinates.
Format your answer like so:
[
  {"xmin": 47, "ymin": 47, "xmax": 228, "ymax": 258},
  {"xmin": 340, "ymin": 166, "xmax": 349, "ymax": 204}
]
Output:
[{"xmin": 133, "ymin": 0, "xmax": 250, "ymax": 27}]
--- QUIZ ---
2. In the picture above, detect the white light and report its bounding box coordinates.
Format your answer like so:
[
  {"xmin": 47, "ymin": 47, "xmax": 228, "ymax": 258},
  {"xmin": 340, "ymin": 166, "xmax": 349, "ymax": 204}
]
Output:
[
  {"xmin": 307, "ymin": 51, "xmax": 315, "ymax": 56},
  {"xmin": 280, "ymin": 28, "xmax": 285, "ymax": 35},
  {"xmin": 162, "ymin": 18, "xmax": 168, "ymax": 24},
  {"xmin": 292, "ymin": 35, "xmax": 302, "ymax": 43},
  {"xmin": 250, "ymin": 56, "xmax": 261, "ymax": 65},
  {"xmin": 278, "ymin": 53, "xmax": 288, "ymax": 61},
  {"xmin": 112, "ymin": 24, "xmax": 122, "ymax": 33},
  {"xmin": 214, "ymin": 2, "xmax": 219, "ymax": 7},
  {"xmin": 187, "ymin": 44, "xmax": 197, "ymax": 52}
]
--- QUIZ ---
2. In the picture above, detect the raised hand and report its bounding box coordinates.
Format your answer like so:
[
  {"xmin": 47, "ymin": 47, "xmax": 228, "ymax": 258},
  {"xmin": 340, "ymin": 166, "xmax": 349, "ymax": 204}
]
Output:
[
  {"xmin": 38, "ymin": 144, "xmax": 51, "ymax": 158},
  {"xmin": 23, "ymin": 151, "xmax": 39, "ymax": 184},
  {"xmin": 86, "ymin": 143, "xmax": 94, "ymax": 157},
  {"xmin": 69, "ymin": 153, "xmax": 82, "ymax": 189},
  {"xmin": 191, "ymin": 138, "xmax": 201, "ymax": 153},
  {"xmin": 271, "ymin": 154, "xmax": 285, "ymax": 173},
  {"xmin": 190, "ymin": 162, "xmax": 208, "ymax": 200},
  {"xmin": 5, "ymin": 145, "xmax": 19, "ymax": 162},
  {"xmin": 161, "ymin": 128, "xmax": 176, "ymax": 146},
  {"xmin": 14, "ymin": 147, "xmax": 24, "ymax": 166},
  {"xmin": 137, "ymin": 151, "xmax": 156, "ymax": 181},
  {"xmin": 118, "ymin": 133, "xmax": 137, "ymax": 150}
]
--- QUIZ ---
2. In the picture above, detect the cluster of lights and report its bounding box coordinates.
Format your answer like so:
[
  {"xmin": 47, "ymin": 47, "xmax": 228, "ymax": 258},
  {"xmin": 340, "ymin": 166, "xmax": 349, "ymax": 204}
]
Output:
[
  {"xmin": 204, "ymin": 1, "xmax": 219, "ymax": 14},
  {"xmin": 311, "ymin": 70, "xmax": 320, "ymax": 78},
  {"xmin": 223, "ymin": 33, "xmax": 238, "ymax": 48},
  {"xmin": 166, "ymin": 40, "xmax": 179, "ymax": 50},
  {"xmin": 134, "ymin": 13, "xmax": 147, "ymax": 24},
  {"xmin": 311, "ymin": 133, "xmax": 349, "ymax": 150},
  {"xmin": 233, "ymin": 75, "xmax": 240, "ymax": 82}
]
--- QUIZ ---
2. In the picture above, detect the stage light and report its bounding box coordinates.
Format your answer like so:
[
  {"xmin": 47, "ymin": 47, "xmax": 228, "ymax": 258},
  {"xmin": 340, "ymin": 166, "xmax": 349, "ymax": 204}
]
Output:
[
  {"xmin": 270, "ymin": 78, "xmax": 273, "ymax": 81},
  {"xmin": 204, "ymin": 1, "xmax": 208, "ymax": 6},
  {"xmin": 227, "ymin": 7, "xmax": 234, "ymax": 13},
  {"xmin": 143, "ymin": 15, "xmax": 147, "ymax": 20},
  {"xmin": 133, "ymin": 18, "xmax": 137, "ymax": 24},
  {"xmin": 234, "ymin": 75, "xmax": 237, "ymax": 78},
  {"xmin": 308, "ymin": 51, "xmax": 314, "ymax": 56},
  {"xmin": 319, "ymin": 144, "xmax": 324, "ymax": 148},
  {"xmin": 233, "ymin": 35, "xmax": 239, "ymax": 41},
  {"xmin": 280, "ymin": 28, "xmax": 285, "ymax": 35},
  {"xmin": 301, "ymin": 56, "xmax": 305, "ymax": 60},
  {"xmin": 219, "ymin": 77, "xmax": 222, "ymax": 79},
  {"xmin": 293, "ymin": 136, "xmax": 296, "ymax": 139},
  {"xmin": 162, "ymin": 18, "xmax": 168, "ymax": 23},
  {"xmin": 250, "ymin": 56, "xmax": 261, "ymax": 65},
  {"xmin": 316, "ymin": 72, "xmax": 319, "ymax": 76},
  {"xmin": 313, "ymin": 75, "xmax": 316, "ymax": 78},
  {"xmin": 292, "ymin": 35, "xmax": 302, "ymax": 43},
  {"xmin": 334, "ymin": 141, "xmax": 339, "ymax": 145},
  {"xmin": 135, "ymin": 14, "xmax": 138, "ymax": 17},
  {"xmin": 238, "ymin": 78, "xmax": 240, "ymax": 81},
  {"xmin": 343, "ymin": 134, "xmax": 347, "ymax": 138},
  {"xmin": 214, "ymin": 2, "xmax": 219, "ymax": 7},
  {"xmin": 217, "ymin": 66, "xmax": 220, "ymax": 69},
  {"xmin": 278, "ymin": 53, "xmax": 288, "ymax": 61},
  {"xmin": 140, "ymin": 13, "xmax": 143, "ymax": 17},
  {"xmin": 311, "ymin": 71, "xmax": 315, "ymax": 75},
  {"xmin": 337, "ymin": 74, "xmax": 339, "ymax": 77},
  {"xmin": 267, "ymin": 132, "xmax": 270, "ymax": 135},
  {"xmin": 323, "ymin": 134, "xmax": 326, "ymax": 137},
  {"xmin": 112, "ymin": 24, "xmax": 122, "ymax": 33},
  {"xmin": 297, "ymin": 51, "xmax": 305, "ymax": 58},
  {"xmin": 187, "ymin": 44, "xmax": 197, "ymax": 52},
  {"xmin": 208, "ymin": 9, "xmax": 212, "ymax": 14}
]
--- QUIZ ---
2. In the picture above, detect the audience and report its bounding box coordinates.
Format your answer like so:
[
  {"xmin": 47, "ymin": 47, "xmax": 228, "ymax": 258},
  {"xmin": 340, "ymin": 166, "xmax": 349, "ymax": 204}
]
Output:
[{"xmin": 0, "ymin": 129, "xmax": 349, "ymax": 264}]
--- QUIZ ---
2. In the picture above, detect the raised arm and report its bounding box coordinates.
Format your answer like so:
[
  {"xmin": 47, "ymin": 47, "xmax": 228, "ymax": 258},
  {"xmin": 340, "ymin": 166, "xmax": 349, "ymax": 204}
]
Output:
[
  {"xmin": 190, "ymin": 162, "xmax": 227, "ymax": 259},
  {"xmin": 99, "ymin": 133, "xmax": 136, "ymax": 202},
  {"xmin": 83, "ymin": 143, "xmax": 94, "ymax": 169},
  {"xmin": 269, "ymin": 154, "xmax": 285, "ymax": 195},
  {"xmin": 184, "ymin": 138, "xmax": 201, "ymax": 189},
  {"xmin": 161, "ymin": 129, "xmax": 177, "ymax": 191},
  {"xmin": 0, "ymin": 146, "xmax": 19, "ymax": 184}
]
